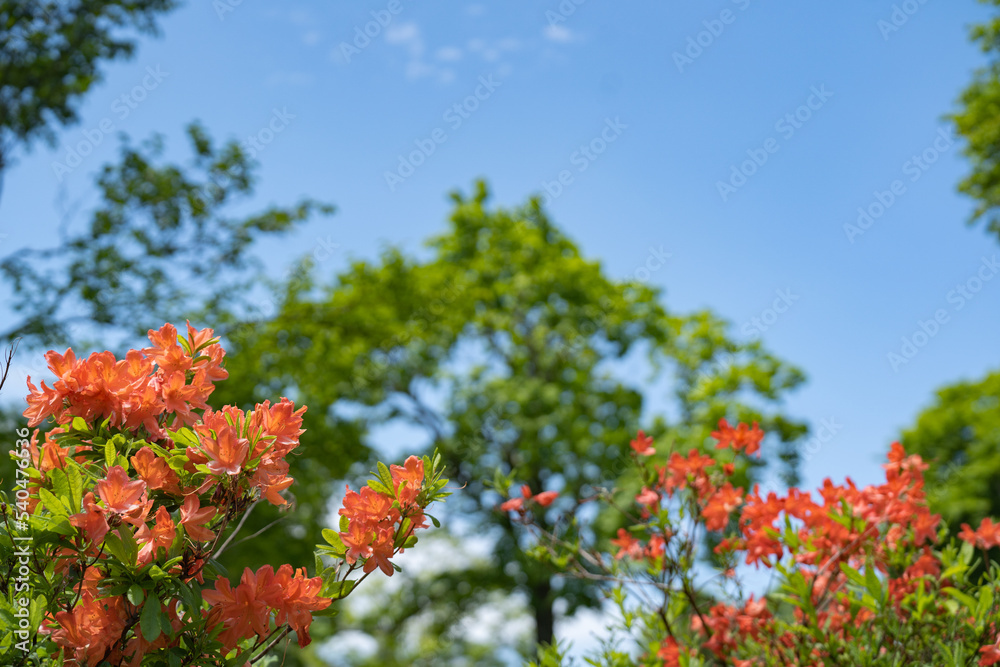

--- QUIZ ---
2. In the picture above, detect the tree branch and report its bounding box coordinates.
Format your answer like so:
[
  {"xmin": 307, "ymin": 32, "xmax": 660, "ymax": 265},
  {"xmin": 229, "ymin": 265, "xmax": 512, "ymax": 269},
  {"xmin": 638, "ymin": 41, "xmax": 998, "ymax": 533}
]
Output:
[{"xmin": 0, "ymin": 340, "xmax": 19, "ymax": 395}]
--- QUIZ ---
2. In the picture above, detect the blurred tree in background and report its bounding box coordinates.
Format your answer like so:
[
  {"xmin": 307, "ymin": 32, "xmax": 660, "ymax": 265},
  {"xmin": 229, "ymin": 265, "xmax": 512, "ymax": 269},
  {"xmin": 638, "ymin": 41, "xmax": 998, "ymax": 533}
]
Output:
[
  {"xmin": 0, "ymin": 3, "xmax": 815, "ymax": 664},
  {"xmin": 0, "ymin": 0, "xmax": 177, "ymax": 198},
  {"xmin": 893, "ymin": 0, "xmax": 1000, "ymax": 555},
  {"xmin": 222, "ymin": 182, "xmax": 808, "ymax": 664},
  {"xmin": 0, "ymin": 128, "xmax": 343, "ymax": 600},
  {"xmin": 901, "ymin": 370, "xmax": 1000, "ymax": 534},
  {"xmin": 952, "ymin": 0, "xmax": 1000, "ymax": 241},
  {"xmin": 1, "ymin": 122, "xmax": 332, "ymax": 348}
]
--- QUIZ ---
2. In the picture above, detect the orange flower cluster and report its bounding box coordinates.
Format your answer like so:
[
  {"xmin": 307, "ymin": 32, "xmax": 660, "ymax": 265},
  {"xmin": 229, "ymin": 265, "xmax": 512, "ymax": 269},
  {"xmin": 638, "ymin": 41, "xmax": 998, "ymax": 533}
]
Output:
[
  {"xmin": 203, "ymin": 564, "xmax": 329, "ymax": 650},
  {"xmin": 607, "ymin": 423, "xmax": 1000, "ymax": 666},
  {"xmin": 339, "ymin": 456, "xmax": 429, "ymax": 576},
  {"xmin": 499, "ymin": 483, "xmax": 559, "ymax": 514},
  {"xmin": 25, "ymin": 322, "xmax": 227, "ymax": 438},
  {"xmin": 17, "ymin": 323, "xmax": 331, "ymax": 665},
  {"xmin": 711, "ymin": 418, "xmax": 764, "ymax": 456}
]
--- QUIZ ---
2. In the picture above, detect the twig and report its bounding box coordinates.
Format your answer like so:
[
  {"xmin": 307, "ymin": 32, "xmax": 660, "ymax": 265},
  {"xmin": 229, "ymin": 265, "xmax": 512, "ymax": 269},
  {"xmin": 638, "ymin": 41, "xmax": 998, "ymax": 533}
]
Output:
[
  {"xmin": 215, "ymin": 514, "xmax": 286, "ymax": 557},
  {"xmin": 213, "ymin": 500, "xmax": 260, "ymax": 558},
  {"xmin": 0, "ymin": 339, "xmax": 19, "ymax": 394}
]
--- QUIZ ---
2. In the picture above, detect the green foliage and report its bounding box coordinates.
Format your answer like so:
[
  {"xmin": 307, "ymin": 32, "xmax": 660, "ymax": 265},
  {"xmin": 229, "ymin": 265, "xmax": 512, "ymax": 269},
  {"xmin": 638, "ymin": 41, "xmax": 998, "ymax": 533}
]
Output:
[
  {"xmin": 1, "ymin": 122, "xmax": 333, "ymax": 348},
  {"xmin": 226, "ymin": 181, "xmax": 807, "ymax": 661},
  {"xmin": 900, "ymin": 368, "xmax": 1000, "ymax": 533},
  {"xmin": 951, "ymin": 0, "xmax": 1000, "ymax": 241},
  {"xmin": 0, "ymin": 0, "xmax": 176, "ymax": 183}
]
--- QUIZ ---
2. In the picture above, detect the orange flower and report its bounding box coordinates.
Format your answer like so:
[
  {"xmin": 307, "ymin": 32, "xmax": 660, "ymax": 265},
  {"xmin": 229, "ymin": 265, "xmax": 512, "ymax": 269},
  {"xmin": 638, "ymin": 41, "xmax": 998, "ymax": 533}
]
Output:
[
  {"xmin": 24, "ymin": 377, "xmax": 62, "ymax": 427},
  {"xmin": 363, "ymin": 528, "xmax": 397, "ymax": 576},
  {"xmin": 390, "ymin": 455, "xmax": 424, "ymax": 506},
  {"xmin": 711, "ymin": 419, "xmax": 764, "ymax": 456},
  {"xmin": 69, "ymin": 492, "xmax": 110, "ymax": 545},
  {"xmin": 131, "ymin": 446, "xmax": 182, "ymax": 494},
  {"xmin": 533, "ymin": 490, "xmax": 559, "ymax": 507},
  {"xmin": 658, "ymin": 637, "xmax": 682, "ymax": 666},
  {"xmin": 267, "ymin": 565, "xmax": 331, "ymax": 647},
  {"xmin": 144, "ymin": 323, "xmax": 192, "ymax": 375},
  {"xmin": 195, "ymin": 417, "xmax": 250, "ymax": 476},
  {"xmin": 635, "ymin": 486, "xmax": 659, "ymax": 510},
  {"xmin": 610, "ymin": 528, "xmax": 642, "ymax": 560},
  {"xmin": 180, "ymin": 494, "xmax": 217, "ymax": 542},
  {"xmin": 959, "ymin": 517, "xmax": 1000, "ymax": 550},
  {"xmin": 630, "ymin": 430, "xmax": 655, "ymax": 456},
  {"xmin": 981, "ymin": 641, "xmax": 1000, "ymax": 666},
  {"xmin": 340, "ymin": 520, "xmax": 375, "ymax": 564},
  {"xmin": 703, "ymin": 482, "xmax": 743, "ymax": 532},
  {"xmin": 136, "ymin": 506, "xmax": 176, "ymax": 565},
  {"xmin": 204, "ymin": 567, "xmax": 274, "ymax": 651},
  {"xmin": 96, "ymin": 466, "xmax": 147, "ymax": 515},
  {"xmin": 46, "ymin": 592, "xmax": 127, "ymax": 666}
]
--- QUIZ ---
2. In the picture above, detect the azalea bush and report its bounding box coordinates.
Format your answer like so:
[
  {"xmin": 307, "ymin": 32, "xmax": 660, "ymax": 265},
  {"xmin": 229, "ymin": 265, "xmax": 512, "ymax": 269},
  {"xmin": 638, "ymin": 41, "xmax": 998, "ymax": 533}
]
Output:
[
  {"xmin": 511, "ymin": 423, "xmax": 1000, "ymax": 666},
  {"xmin": 0, "ymin": 322, "xmax": 449, "ymax": 666}
]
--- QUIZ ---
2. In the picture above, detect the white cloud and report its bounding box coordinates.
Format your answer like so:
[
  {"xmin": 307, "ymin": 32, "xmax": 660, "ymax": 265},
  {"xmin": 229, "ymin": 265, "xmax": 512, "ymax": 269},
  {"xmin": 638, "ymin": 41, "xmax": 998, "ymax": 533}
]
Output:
[
  {"xmin": 385, "ymin": 22, "xmax": 424, "ymax": 58},
  {"xmin": 544, "ymin": 24, "xmax": 577, "ymax": 43},
  {"xmin": 435, "ymin": 46, "xmax": 463, "ymax": 62}
]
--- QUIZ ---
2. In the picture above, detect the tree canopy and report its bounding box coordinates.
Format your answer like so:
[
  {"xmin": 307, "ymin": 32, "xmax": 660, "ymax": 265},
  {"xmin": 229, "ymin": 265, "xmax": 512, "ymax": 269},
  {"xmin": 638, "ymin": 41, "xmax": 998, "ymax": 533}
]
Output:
[
  {"xmin": 218, "ymin": 181, "xmax": 808, "ymax": 663},
  {"xmin": 952, "ymin": 0, "xmax": 1000, "ymax": 241},
  {"xmin": 0, "ymin": 0, "xmax": 176, "ymax": 196}
]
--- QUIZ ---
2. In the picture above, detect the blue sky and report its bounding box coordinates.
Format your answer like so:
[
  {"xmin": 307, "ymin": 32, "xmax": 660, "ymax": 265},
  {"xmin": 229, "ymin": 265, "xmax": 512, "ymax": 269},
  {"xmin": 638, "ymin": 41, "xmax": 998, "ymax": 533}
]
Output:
[{"xmin": 1, "ymin": 0, "xmax": 997, "ymax": 560}]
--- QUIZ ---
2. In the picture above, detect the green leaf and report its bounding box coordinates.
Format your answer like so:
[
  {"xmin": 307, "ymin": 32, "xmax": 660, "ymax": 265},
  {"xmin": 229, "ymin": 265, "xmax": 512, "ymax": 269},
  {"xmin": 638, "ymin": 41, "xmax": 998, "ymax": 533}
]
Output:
[
  {"xmin": 322, "ymin": 528, "xmax": 346, "ymax": 554},
  {"xmin": 839, "ymin": 562, "xmax": 866, "ymax": 589},
  {"xmin": 127, "ymin": 584, "xmax": 145, "ymax": 606},
  {"xmin": 105, "ymin": 440, "xmax": 116, "ymax": 468},
  {"xmin": 943, "ymin": 586, "xmax": 979, "ymax": 611},
  {"xmin": 324, "ymin": 579, "xmax": 355, "ymax": 600},
  {"xmin": 978, "ymin": 585, "xmax": 994, "ymax": 620},
  {"xmin": 117, "ymin": 526, "xmax": 138, "ymax": 568},
  {"xmin": 29, "ymin": 595, "xmax": 47, "ymax": 632},
  {"xmin": 103, "ymin": 532, "xmax": 128, "ymax": 564},
  {"xmin": 49, "ymin": 469, "xmax": 69, "ymax": 503},
  {"xmin": 67, "ymin": 465, "xmax": 84, "ymax": 513},
  {"xmin": 864, "ymin": 564, "xmax": 883, "ymax": 606},
  {"xmin": 376, "ymin": 461, "xmax": 395, "ymax": 495},
  {"xmin": 37, "ymin": 488, "xmax": 68, "ymax": 517},
  {"xmin": 394, "ymin": 518, "xmax": 413, "ymax": 549},
  {"xmin": 367, "ymin": 479, "xmax": 393, "ymax": 496},
  {"xmin": 72, "ymin": 416, "xmax": 88, "ymax": 431},
  {"xmin": 140, "ymin": 595, "xmax": 162, "ymax": 642}
]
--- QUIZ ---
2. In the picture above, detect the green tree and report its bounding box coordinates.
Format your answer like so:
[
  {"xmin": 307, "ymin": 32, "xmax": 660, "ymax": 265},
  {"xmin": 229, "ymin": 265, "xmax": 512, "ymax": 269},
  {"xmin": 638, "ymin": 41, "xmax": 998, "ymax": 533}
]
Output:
[
  {"xmin": 0, "ymin": 122, "xmax": 341, "ymax": 590},
  {"xmin": 900, "ymin": 369, "xmax": 1000, "ymax": 534},
  {"xmin": 1, "ymin": 122, "xmax": 332, "ymax": 348},
  {"xmin": 225, "ymin": 182, "xmax": 808, "ymax": 663},
  {"xmin": 0, "ymin": 0, "xmax": 177, "ymax": 197},
  {"xmin": 902, "ymin": 0, "xmax": 1000, "ymax": 553},
  {"xmin": 951, "ymin": 0, "xmax": 1000, "ymax": 241}
]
